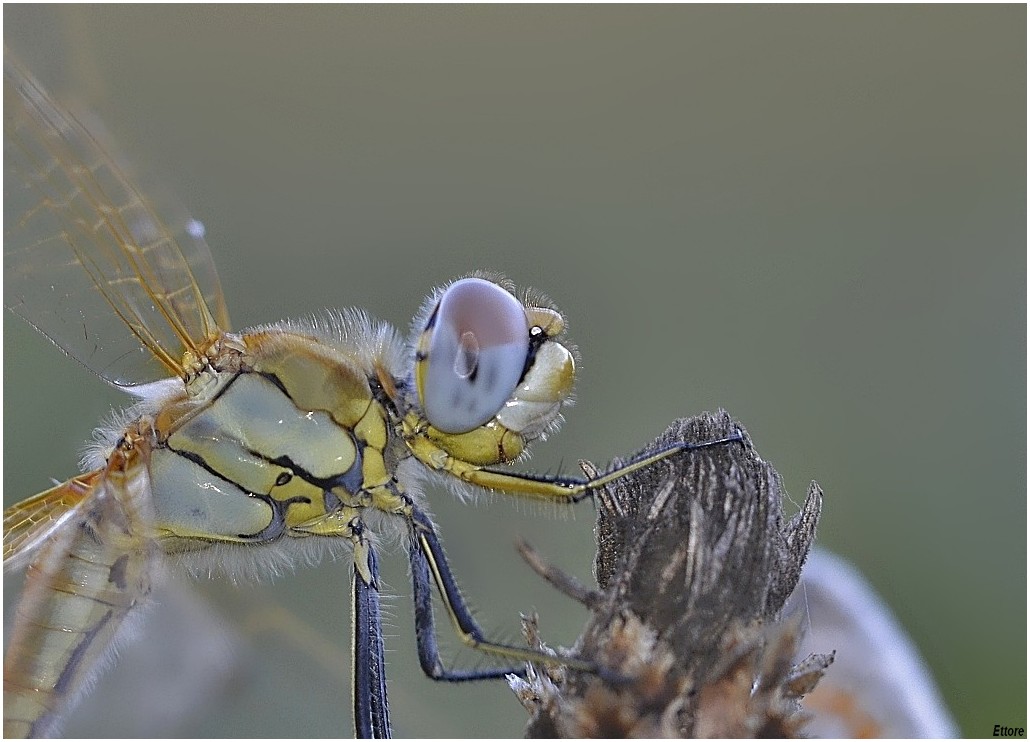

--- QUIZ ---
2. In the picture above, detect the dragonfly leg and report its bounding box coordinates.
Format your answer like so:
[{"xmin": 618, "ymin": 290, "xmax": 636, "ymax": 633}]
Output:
[
  {"xmin": 352, "ymin": 528, "xmax": 392, "ymax": 739},
  {"xmin": 416, "ymin": 430, "xmax": 746, "ymax": 504},
  {"xmin": 405, "ymin": 504, "xmax": 593, "ymax": 682}
]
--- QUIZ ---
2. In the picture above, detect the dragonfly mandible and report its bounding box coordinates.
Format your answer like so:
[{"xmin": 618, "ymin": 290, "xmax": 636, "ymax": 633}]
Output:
[{"xmin": 2, "ymin": 52, "xmax": 742, "ymax": 738}]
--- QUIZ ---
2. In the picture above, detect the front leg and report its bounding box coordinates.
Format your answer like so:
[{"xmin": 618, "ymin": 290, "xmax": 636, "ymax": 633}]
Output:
[{"xmin": 404, "ymin": 503, "xmax": 595, "ymax": 681}]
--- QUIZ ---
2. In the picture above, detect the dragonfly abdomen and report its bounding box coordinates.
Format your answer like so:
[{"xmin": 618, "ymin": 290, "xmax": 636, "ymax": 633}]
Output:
[{"xmin": 4, "ymin": 444, "xmax": 156, "ymax": 738}]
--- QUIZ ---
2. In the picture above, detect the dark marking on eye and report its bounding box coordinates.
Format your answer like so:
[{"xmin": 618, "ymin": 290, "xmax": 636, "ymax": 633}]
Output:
[
  {"xmin": 424, "ymin": 303, "xmax": 441, "ymax": 330},
  {"xmin": 484, "ymin": 361, "xmax": 498, "ymax": 391},
  {"xmin": 275, "ymin": 471, "xmax": 293, "ymax": 486},
  {"xmin": 464, "ymin": 348, "xmax": 479, "ymax": 382},
  {"xmin": 517, "ymin": 327, "xmax": 548, "ymax": 385}
]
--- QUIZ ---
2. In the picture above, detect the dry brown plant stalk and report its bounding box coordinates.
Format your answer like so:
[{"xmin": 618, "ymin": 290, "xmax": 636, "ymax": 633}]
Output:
[{"xmin": 509, "ymin": 411, "xmax": 830, "ymax": 738}]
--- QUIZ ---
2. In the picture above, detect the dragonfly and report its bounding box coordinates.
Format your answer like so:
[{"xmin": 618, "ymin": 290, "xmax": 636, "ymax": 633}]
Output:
[{"xmin": 2, "ymin": 51, "xmax": 742, "ymax": 738}]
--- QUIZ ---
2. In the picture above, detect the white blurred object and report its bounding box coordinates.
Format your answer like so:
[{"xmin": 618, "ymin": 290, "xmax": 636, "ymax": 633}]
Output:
[
  {"xmin": 789, "ymin": 549, "xmax": 959, "ymax": 738},
  {"xmin": 186, "ymin": 218, "xmax": 206, "ymax": 239}
]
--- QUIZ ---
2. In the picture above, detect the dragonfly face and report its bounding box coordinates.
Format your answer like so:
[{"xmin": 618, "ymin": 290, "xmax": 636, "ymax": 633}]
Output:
[{"xmin": 3, "ymin": 53, "xmax": 741, "ymax": 737}]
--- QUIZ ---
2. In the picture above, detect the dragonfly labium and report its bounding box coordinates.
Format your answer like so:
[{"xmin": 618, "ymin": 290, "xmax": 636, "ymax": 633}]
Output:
[{"xmin": 2, "ymin": 52, "xmax": 742, "ymax": 738}]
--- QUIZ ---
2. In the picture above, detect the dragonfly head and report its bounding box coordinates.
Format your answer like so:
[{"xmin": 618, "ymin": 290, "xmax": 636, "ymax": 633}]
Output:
[{"xmin": 410, "ymin": 275, "xmax": 576, "ymax": 465}]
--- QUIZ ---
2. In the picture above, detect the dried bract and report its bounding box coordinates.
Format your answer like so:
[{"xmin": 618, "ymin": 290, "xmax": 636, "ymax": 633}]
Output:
[{"xmin": 512, "ymin": 411, "xmax": 826, "ymax": 737}]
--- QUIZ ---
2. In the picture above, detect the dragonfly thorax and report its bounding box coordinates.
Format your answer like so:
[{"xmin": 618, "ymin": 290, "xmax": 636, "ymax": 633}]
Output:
[{"xmin": 149, "ymin": 329, "xmax": 398, "ymax": 553}]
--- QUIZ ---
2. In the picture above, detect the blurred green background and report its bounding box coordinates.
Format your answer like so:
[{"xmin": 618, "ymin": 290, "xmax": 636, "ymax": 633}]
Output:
[{"xmin": 4, "ymin": 5, "xmax": 1024, "ymax": 737}]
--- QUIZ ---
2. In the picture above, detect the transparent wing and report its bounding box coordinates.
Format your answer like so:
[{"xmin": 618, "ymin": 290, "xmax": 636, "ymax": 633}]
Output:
[
  {"xmin": 4, "ymin": 450, "xmax": 158, "ymax": 737},
  {"xmin": 3, "ymin": 472, "xmax": 98, "ymax": 572},
  {"xmin": 3, "ymin": 51, "xmax": 231, "ymax": 386}
]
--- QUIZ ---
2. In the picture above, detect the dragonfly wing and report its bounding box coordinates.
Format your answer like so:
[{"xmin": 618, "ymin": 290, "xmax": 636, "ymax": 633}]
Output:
[
  {"xmin": 3, "ymin": 472, "xmax": 98, "ymax": 572},
  {"xmin": 3, "ymin": 51, "xmax": 230, "ymax": 387},
  {"xmin": 3, "ymin": 448, "xmax": 158, "ymax": 738}
]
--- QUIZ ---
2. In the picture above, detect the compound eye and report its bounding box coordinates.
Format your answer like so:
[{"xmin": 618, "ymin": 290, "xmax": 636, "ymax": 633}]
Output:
[{"xmin": 418, "ymin": 278, "xmax": 530, "ymax": 434}]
